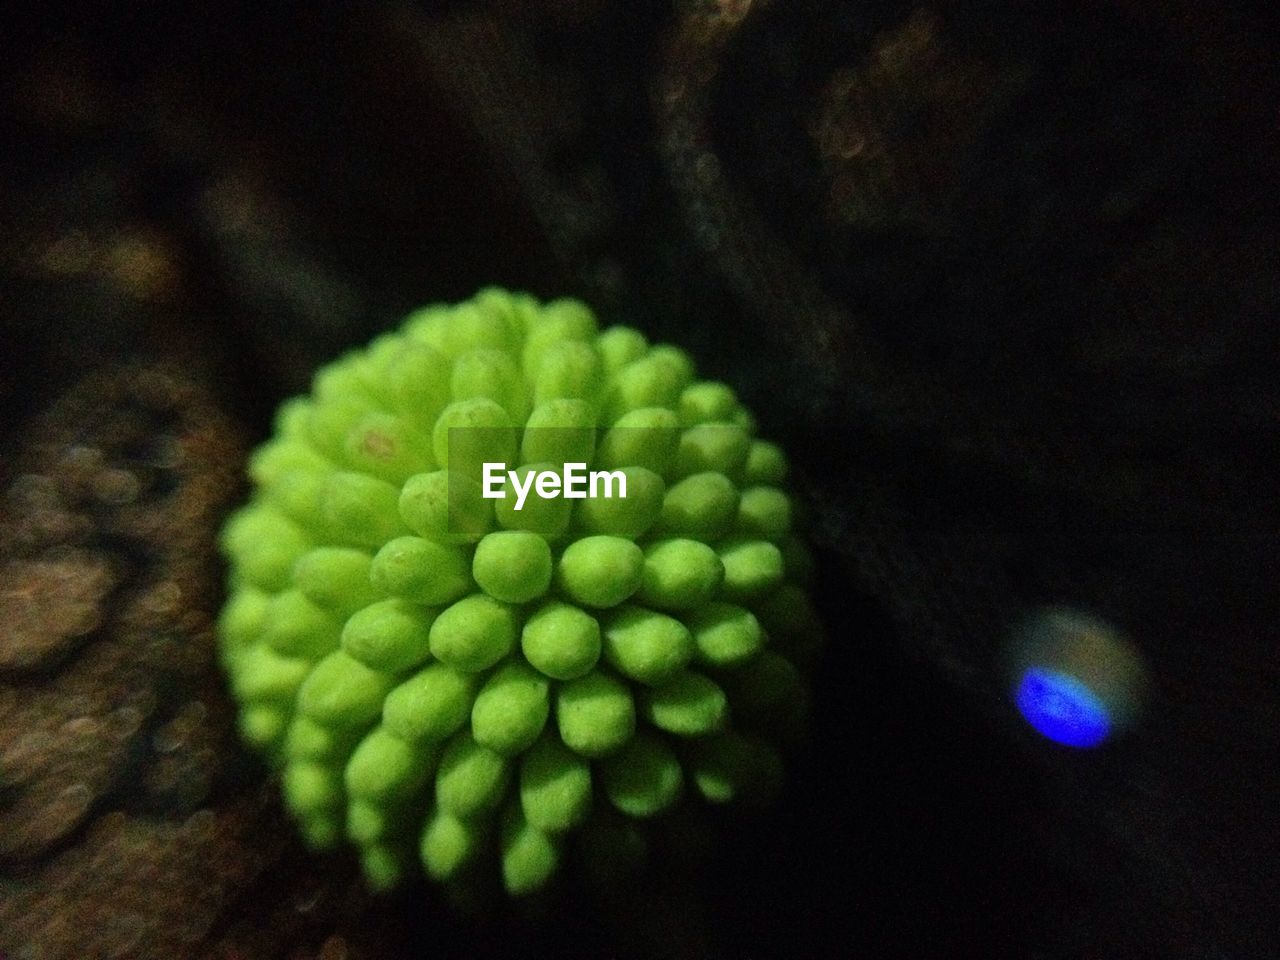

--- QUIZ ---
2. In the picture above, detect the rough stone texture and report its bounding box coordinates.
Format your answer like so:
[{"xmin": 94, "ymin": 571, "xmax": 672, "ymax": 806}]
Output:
[{"xmin": 0, "ymin": 369, "xmax": 406, "ymax": 960}]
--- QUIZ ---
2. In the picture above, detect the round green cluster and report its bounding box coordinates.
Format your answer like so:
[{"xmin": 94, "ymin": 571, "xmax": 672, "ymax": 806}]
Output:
[{"xmin": 218, "ymin": 288, "xmax": 822, "ymax": 896}]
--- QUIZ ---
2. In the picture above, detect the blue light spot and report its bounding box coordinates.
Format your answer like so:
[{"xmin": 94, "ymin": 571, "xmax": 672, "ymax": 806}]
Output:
[{"xmin": 1015, "ymin": 667, "xmax": 1111, "ymax": 748}]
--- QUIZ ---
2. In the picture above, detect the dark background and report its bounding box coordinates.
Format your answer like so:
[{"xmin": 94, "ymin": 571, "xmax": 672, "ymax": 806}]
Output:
[{"xmin": 1, "ymin": 2, "xmax": 1277, "ymax": 958}]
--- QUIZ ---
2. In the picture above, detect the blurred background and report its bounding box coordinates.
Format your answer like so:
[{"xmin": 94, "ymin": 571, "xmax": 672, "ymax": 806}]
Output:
[{"xmin": 1, "ymin": 1, "xmax": 1277, "ymax": 958}]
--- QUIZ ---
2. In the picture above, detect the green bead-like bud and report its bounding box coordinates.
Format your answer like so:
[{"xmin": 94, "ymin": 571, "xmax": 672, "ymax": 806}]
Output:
[
  {"xmin": 451, "ymin": 349, "xmax": 529, "ymax": 422},
  {"xmin": 471, "ymin": 661, "xmax": 551, "ymax": 756},
  {"xmin": 238, "ymin": 704, "xmax": 288, "ymax": 752},
  {"xmin": 435, "ymin": 731, "xmax": 510, "ymax": 817},
  {"xmin": 736, "ymin": 486, "xmax": 792, "ymax": 541},
  {"xmin": 321, "ymin": 472, "xmax": 405, "ymax": 548},
  {"xmin": 272, "ymin": 395, "xmax": 313, "ymax": 438},
  {"xmin": 298, "ymin": 812, "xmax": 342, "ymax": 850},
  {"xmin": 218, "ymin": 588, "xmax": 269, "ymax": 658},
  {"xmin": 421, "ymin": 808, "xmax": 487, "ymax": 880},
  {"xmin": 221, "ymin": 507, "xmax": 309, "ymax": 591},
  {"xmin": 531, "ymin": 340, "xmax": 603, "ymax": 407},
  {"xmin": 636, "ymin": 539, "xmax": 724, "ymax": 611},
  {"xmin": 492, "ymin": 463, "xmax": 574, "ymax": 541},
  {"xmin": 297, "ymin": 651, "xmax": 397, "ymax": 729},
  {"xmin": 341, "ymin": 598, "xmax": 436, "ymax": 673},
  {"xmin": 230, "ymin": 646, "xmax": 310, "ymax": 704},
  {"xmin": 293, "ymin": 548, "xmax": 380, "ymax": 615},
  {"xmin": 521, "ymin": 399, "xmax": 597, "ymax": 466},
  {"xmin": 685, "ymin": 603, "xmax": 764, "ymax": 668},
  {"xmin": 285, "ymin": 716, "xmax": 359, "ymax": 763},
  {"xmin": 429, "ymin": 594, "xmax": 518, "ymax": 672},
  {"xmin": 308, "ymin": 394, "xmax": 379, "ymax": 464},
  {"xmin": 473, "ymin": 531, "xmax": 553, "ymax": 603},
  {"xmin": 312, "ymin": 354, "xmax": 370, "ymax": 405},
  {"xmin": 218, "ymin": 289, "xmax": 819, "ymax": 898},
  {"xmin": 411, "ymin": 301, "xmax": 518, "ymax": 357},
  {"xmin": 595, "ymin": 326, "xmax": 647, "ymax": 372},
  {"xmin": 261, "ymin": 590, "xmax": 342, "ymax": 660},
  {"xmin": 347, "ymin": 800, "xmax": 389, "ymax": 845},
  {"xmin": 679, "ymin": 381, "xmax": 738, "ymax": 425},
  {"xmin": 647, "ymin": 345, "xmax": 695, "ymax": 388},
  {"xmin": 249, "ymin": 435, "xmax": 329, "ymax": 487},
  {"xmin": 378, "ymin": 342, "xmax": 452, "ymax": 427},
  {"xmin": 361, "ymin": 844, "xmax": 407, "ymax": 892},
  {"xmin": 520, "ymin": 602, "xmax": 601, "ymax": 680},
  {"xmin": 519, "ymin": 737, "xmax": 592, "ymax": 833},
  {"xmin": 345, "ymin": 727, "xmax": 436, "ymax": 802},
  {"xmin": 371, "ymin": 536, "xmax": 473, "ymax": 606},
  {"xmin": 742, "ymin": 440, "xmax": 788, "ymax": 486},
  {"xmin": 672, "ymin": 423, "xmax": 750, "ymax": 480},
  {"xmin": 342, "ymin": 412, "xmax": 435, "ymax": 484},
  {"xmin": 575, "ymin": 466, "xmax": 664, "ymax": 539},
  {"xmin": 756, "ymin": 584, "xmax": 824, "ymax": 665},
  {"xmin": 555, "ymin": 671, "xmax": 636, "ymax": 758},
  {"xmin": 658, "ymin": 471, "xmax": 739, "ymax": 540},
  {"xmin": 283, "ymin": 761, "xmax": 343, "ymax": 817},
  {"xmin": 596, "ymin": 407, "xmax": 680, "ymax": 474},
  {"xmin": 641, "ymin": 671, "xmax": 728, "ymax": 736},
  {"xmin": 521, "ymin": 298, "xmax": 598, "ymax": 373},
  {"xmin": 557, "ymin": 535, "xmax": 644, "ymax": 608},
  {"xmin": 718, "ymin": 539, "xmax": 785, "ymax": 601},
  {"xmin": 600, "ymin": 733, "xmax": 682, "ymax": 818},
  {"xmin": 501, "ymin": 805, "xmax": 560, "ymax": 896},
  {"xmin": 686, "ymin": 735, "xmax": 784, "ymax": 807},
  {"xmin": 383, "ymin": 663, "xmax": 478, "ymax": 742},
  {"xmin": 432, "ymin": 397, "xmax": 517, "ymax": 477},
  {"xmin": 399, "ymin": 470, "xmax": 493, "ymax": 545},
  {"xmin": 683, "ymin": 733, "xmax": 749, "ymax": 804},
  {"xmin": 606, "ymin": 349, "xmax": 692, "ymax": 420},
  {"xmin": 262, "ymin": 466, "xmax": 328, "ymax": 531},
  {"xmin": 602, "ymin": 606, "xmax": 695, "ymax": 685}
]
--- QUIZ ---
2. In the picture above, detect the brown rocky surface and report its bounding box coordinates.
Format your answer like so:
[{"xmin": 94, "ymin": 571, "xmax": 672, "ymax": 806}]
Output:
[{"xmin": 0, "ymin": 367, "xmax": 406, "ymax": 960}]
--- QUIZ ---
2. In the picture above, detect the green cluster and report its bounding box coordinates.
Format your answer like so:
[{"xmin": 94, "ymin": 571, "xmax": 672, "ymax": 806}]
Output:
[{"xmin": 218, "ymin": 289, "xmax": 822, "ymax": 896}]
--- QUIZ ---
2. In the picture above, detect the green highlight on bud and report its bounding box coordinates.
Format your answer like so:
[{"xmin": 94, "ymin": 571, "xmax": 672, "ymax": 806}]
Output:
[
  {"xmin": 371, "ymin": 537, "xmax": 472, "ymax": 606},
  {"xmin": 472, "ymin": 662, "xmax": 551, "ymax": 756},
  {"xmin": 557, "ymin": 535, "xmax": 644, "ymax": 608},
  {"xmin": 521, "ymin": 400, "xmax": 597, "ymax": 466},
  {"xmin": 519, "ymin": 737, "xmax": 592, "ymax": 833},
  {"xmin": 294, "ymin": 548, "xmax": 380, "ymax": 615},
  {"xmin": 383, "ymin": 663, "xmax": 478, "ymax": 743},
  {"xmin": 436, "ymin": 731, "xmax": 510, "ymax": 818},
  {"xmin": 473, "ymin": 531, "xmax": 553, "ymax": 604},
  {"xmin": 297, "ymin": 651, "xmax": 398, "ymax": 729},
  {"xmin": 600, "ymin": 733, "xmax": 683, "ymax": 818},
  {"xmin": 399, "ymin": 470, "xmax": 493, "ymax": 544},
  {"xmin": 341, "ymin": 598, "xmax": 436, "ymax": 673},
  {"xmin": 672, "ymin": 423, "xmax": 751, "ymax": 481},
  {"xmin": 575, "ymin": 466, "xmax": 664, "ymax": 539},
  {"xmin": 429, "ymin": 595, "xmax": 518, "ymax": 673},
  {"xmin": 602, "ymin": 606, "xmax": 695, "ymax": 686},
  {"xmin": 521, "ymin": 602, "xmax": 601, "ymax": 680},
  {"xmin": 421, "ymin": 808, "xmax": 487, "ymax": 881},
  {"xmin": 658, "ymin": 471, "xmax": 740, "ymax": 541},
  {"xmin": 637, "ymin": 539, "xmax": 724, "ymax": 611},
  {"xmin": 642, "ymin": 671, "xmax": 728, "ymax": 737},
  {"xmin": 501, "ymin": 804, "xmax": 560, "ymax": 895},
  {"xmin": 217, "ymin": 289, "xmax": 821, "ymax": 899},
  {"xmin": 556, "ymin": 671, "xmax": 636, "ymax": 758}
]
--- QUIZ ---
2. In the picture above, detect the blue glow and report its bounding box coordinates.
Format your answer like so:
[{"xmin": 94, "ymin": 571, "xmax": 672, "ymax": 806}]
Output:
[{"xmin": 1015, "ymin": 668, "xmax": 1111, "ymax": 748}]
